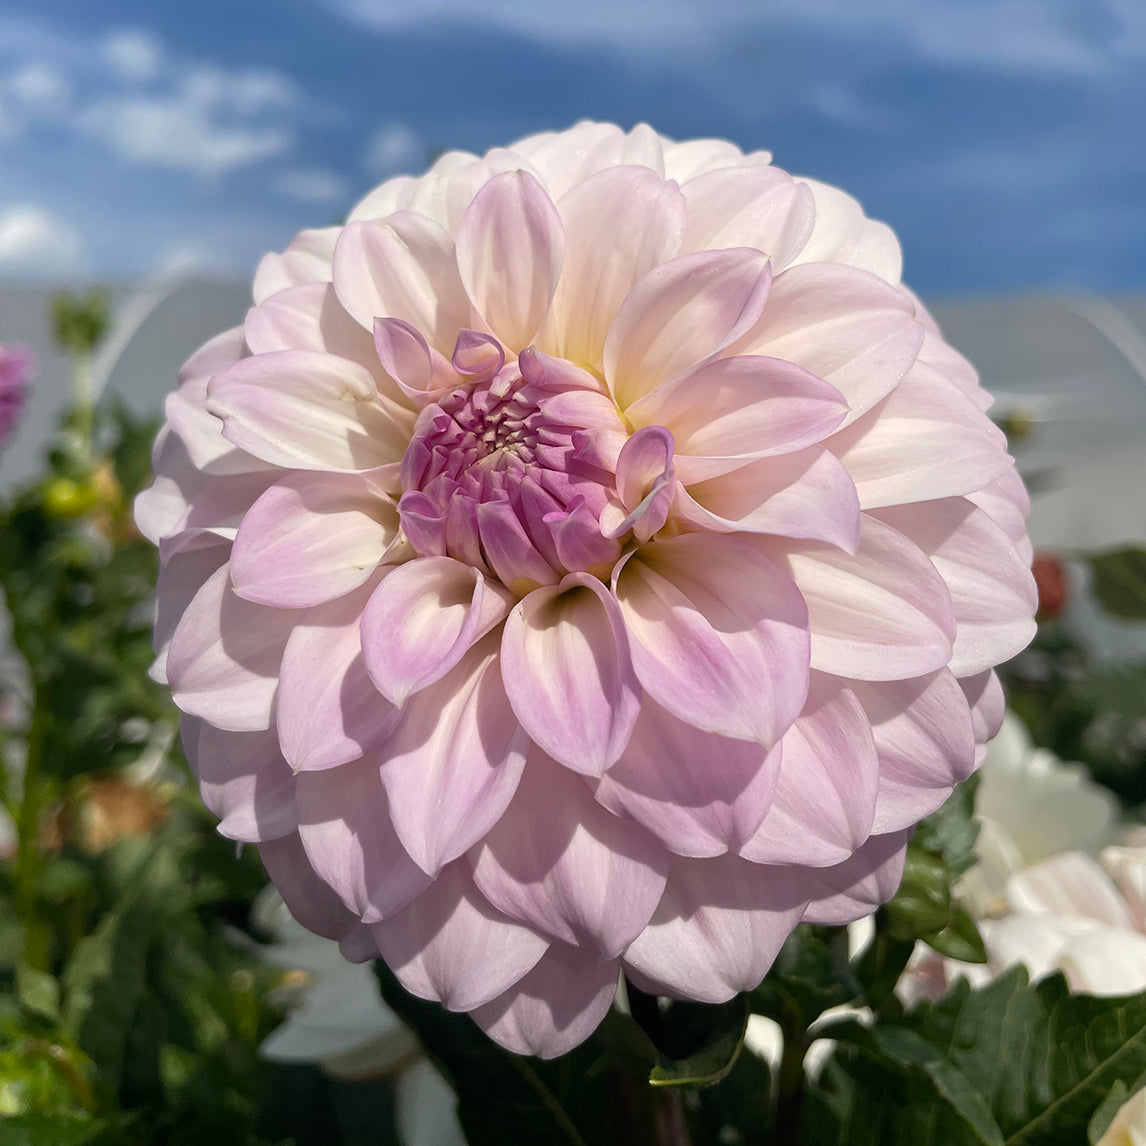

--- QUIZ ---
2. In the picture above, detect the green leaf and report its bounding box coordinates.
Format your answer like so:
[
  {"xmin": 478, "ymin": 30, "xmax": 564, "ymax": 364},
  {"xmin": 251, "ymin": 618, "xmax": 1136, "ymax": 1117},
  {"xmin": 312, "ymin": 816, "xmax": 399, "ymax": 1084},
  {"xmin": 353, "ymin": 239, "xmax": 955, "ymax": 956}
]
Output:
[
  {"xmin": 0, "ymin": 1114, "xmax": 104, "ymax": 1146},
  {"xmin": 1087, "ymin": 547, "xmax": 1146, "ymax": 620},
  {"xmin": 1087, "ymin": 1080, "xmax": 1129, "ymax": 1144},
  {"xmin": 913, "ymin": 776, "xmax": 981, "ymax": 878},
  {"xmin": 884, "ymin": 847, "xmax": 952, "ymax": 939},
  {"xmin": 17, "ymin": 966, "xmax": 61, "ymax": 1020},
  {"xmin": 753, "ymin": 926, "xmax": 862, "ymax": 1025},
  {"xmin": 647, "ymin": 996, "xmax": 749, "ymax": 1088},
  {"xmin": 802, "ymin": 969, "xmax": 1146, "ymax": 1146},
  {"xmin": 921, "ymin": 904, "xmax": 988, "ymax": 964}
]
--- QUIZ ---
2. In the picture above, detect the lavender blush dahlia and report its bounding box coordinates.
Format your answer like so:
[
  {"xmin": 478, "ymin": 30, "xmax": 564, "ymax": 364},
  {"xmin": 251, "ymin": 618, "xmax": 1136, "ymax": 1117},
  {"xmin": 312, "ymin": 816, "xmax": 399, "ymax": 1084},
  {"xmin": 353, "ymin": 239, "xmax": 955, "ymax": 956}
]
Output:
[
  {"xmin": 0, "ymin": 342, "xmax": 33, "ymax": 449},
  {"xmin": 136, "ymin": 122, "xmax": 1037, "ymax": 1058}
]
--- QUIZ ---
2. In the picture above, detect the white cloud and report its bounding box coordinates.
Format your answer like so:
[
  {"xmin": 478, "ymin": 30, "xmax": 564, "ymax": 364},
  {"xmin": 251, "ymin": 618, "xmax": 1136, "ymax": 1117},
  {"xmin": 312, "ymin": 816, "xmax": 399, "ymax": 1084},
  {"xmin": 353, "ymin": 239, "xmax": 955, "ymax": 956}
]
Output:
[
  {"xmin": 102, "ymin": 28, "xmax": 163, "ymax": 83},
  {"xmin": 81, "ymin": 65, "xmax": 296, "ymax": 176},
  {"xmin": 273, "ymin": 168, "xmax": 349, "ymax": 204},
  {"xmin": 8, "ymin": 62, "xmax": 69, "ymax": 110},
  {"xmin": 0, "ymin": 205, "xmax": 85, "ymax": 275},
  {"xmin": 363, "ymin": 122, "xmax": 424, "ymax": 176}
]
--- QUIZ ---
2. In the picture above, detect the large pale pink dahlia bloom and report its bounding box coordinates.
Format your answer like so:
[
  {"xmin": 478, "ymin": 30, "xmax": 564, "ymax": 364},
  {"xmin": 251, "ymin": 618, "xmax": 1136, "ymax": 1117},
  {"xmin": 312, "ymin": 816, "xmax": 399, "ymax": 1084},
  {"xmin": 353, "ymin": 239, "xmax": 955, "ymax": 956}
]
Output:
[{"xmin": 137, "ymin": 122, "xmax": 1037, "ymax": 1058}]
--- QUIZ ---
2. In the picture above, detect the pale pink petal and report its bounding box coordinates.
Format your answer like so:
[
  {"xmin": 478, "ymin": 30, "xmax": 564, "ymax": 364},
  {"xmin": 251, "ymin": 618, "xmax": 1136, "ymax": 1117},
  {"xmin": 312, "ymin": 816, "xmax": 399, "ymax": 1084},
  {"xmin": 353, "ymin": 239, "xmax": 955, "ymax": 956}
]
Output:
[
  {"xmin": 623, "ymin": 854, "xmax": 810, "ymax": 1002},
  {"xmin": 961, "ymin": 669, "xmax": 1006, "ymax": 746},
  {"xmin": 362, "ymin": 556, "xmax": 513, "ymax": 707},
  {"xmin": 501, "ymin": 576, "xmax": 641, "ymax": 776},
  {"xmin": 258, "ymin": 832, "xmax": 363, "ymax": 942},
  {"xmin": 594, "ymin": 699, "xmax": 780, "ymax": 858},
  {"xmin": 253, "ymin": 227, "xmax": 339, "ymax": 304},
  {"xmin": 680, "ymin": 166, "xmax": 815, "ymax": 270},
  {"xmin": 609, "ymin": 426, "xmax": 675, "ymax": 543},
  {"xmin": 801, "ymin": 830, "xmax": 911, "ymax": 925},
  {"xmin": 348, "ymin": 174, "xmax": 422, "ymax": 224},
  {"xmin": 455, "ymin": 170, "xmax": 564, "ymax": 351},
  {"xmin": 674, "ymin": 447, "xmax": 861, "ymax": 552},
  {"xmin": 276, "ymin": 582, "xmax": 401, "ymax": 772},
  {"xmin": 848, "ymin": 670, "xmax": 977, "ymax": 834},
  {"xmin": 369, "ymin": 862, "xmax": 548, "ymax": 1011},
  {"xmin": 741, "ymin": 677, "xmax": 879, "ymax": 867},
  {"xmin": 207, "ymin": 350, "xmax": 407, "ymax": 472},
  {"xmin": 152, "ymin": 535, "xmax": 230, "ymax": 682},
  {"xmin": 542, "ymin": 166, "xmax": 686, "ymax": 366},
  {"xmin": 604, "ymin": 248, "xmax": 773, "ymax": 409},
  {"xmin": 230, "ymin": 471, "xmax": 401, "ymax": 608},
  {"xmin": 1060, "ymin": 928, "xmax": 1146, "ymax": 996},
  {"xmin": 628, "ymin": 354, "xmax": 848, "ymax": 483},
  {"xmin": 451, "ymin": 328, "xmax": 505, "ymax": 380},
  {"xmin": 826, "ymin": 361, "xmax": 1011, "ymax": 508},
  {"xmin": 472, "ymin": 944, "xmax": 619, "ymax": 1059},
  {"xmin": 769, "ymin": 513, "xmax": 955, "ymax": 681},
  {"xmin": 873, "ymin": 499, "xmax": 1037, "ymax": 676},
  {"xmin": 378, "ymin": 637, "xmax": 527, "ymax": 875},
  {"xmin": 332, "ymin": 214, "xmax": 471, "ymax": 352},
  {"xmin": 373, "ymin": 317, "xmax": 460, "ymax": 407},
  {"xmin": 471, "ymin": 751, "xmax": 669, "ymax": 957},
  {"xmin": 789, "ymin": 178, "xmax": 903, "ymax": 284},
  {"xmin": 476, "ymin": 501, "xmax": 560, "ymax": 590},
  {"xmin": 614, "ymin": 533, "xmax": 809, "ymax": 744},
  {"xmin": 167, "ymin": 565, "xmax": 301, "ymax": 732},
  {"xmin": 662, "ymin": 136, "xmax": 756, "ymax": 182},
  {"xmin": 967, "ymin": 461, "xmax": 1034, "ymax": 565},
  {"xmin": 295, "ymin": 758, "xmax": 432, "ymax": 922},
  {"xmin": 731, "ymin": 263, "xmax": 922, "ymax": 424},
  {"xmin": 188, "ymin": 719, "xmax": 297, "ymax": 842}
]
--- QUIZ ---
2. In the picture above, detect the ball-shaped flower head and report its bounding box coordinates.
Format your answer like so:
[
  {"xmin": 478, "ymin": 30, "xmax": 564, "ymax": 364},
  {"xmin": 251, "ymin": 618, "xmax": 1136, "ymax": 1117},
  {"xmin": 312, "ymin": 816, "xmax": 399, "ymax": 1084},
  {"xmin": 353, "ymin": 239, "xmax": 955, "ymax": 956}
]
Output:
[
  {"xmin": 136, "ymin": 121, "xmax": 1037, "ymax": 1059},
  {"xmin": 0, "ymin": 342, "xmax": 33, "ymax": 449}
]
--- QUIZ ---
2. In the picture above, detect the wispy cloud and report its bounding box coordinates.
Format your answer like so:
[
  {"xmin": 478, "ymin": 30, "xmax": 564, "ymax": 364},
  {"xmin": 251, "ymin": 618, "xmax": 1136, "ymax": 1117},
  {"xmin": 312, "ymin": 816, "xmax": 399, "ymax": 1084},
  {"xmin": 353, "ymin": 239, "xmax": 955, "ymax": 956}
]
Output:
[
  {"xmin": 0, "ymin": 205, "xmax": 85, "ymax": 276},
  {"xmin": 273, "ymin": 168, "xmax": 349, "ymax": 204},
  {"xmin": 362, "ymin": 122, "xmax": 425, "ymax": 177}
]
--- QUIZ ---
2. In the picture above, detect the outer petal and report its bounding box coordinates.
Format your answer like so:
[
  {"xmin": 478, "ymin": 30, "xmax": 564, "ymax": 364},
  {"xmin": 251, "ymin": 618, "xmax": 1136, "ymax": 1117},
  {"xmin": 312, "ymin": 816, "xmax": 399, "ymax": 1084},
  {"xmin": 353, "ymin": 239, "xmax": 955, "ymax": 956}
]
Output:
[
  {"xmin": 378, "ymin": 637, "xmax": 528, "ymax": 875},
  {"xmin": 801, "ymin": 830, "xmax": 911, "ymax": 925},
  {"xmin": 456, "ymin": 170, "xmax": 564, "ymax": 352},
  {"xmin": 826, "ymin": 362, "xmax": 1011, "ymax": 508},
  {"xmin": 471, "ymin": 751, "xmax": 669, "ymax": 958},
  {"xmin": 848, "ymin": 670, "xmax": 977, "ymax": 834},
  {"xmin": 207, "ymin": 351, "xmax": 407, "ymax": 472},
  {"xmin": 368, "ymin": 862, "xmax": 548, "ymax": 1011},
  {"xmin": 962, "ymin": 669, "xmax": 1007, "ymax": 747},
  {"xmin": 730, "ymin": 263, "xmax": 922, "ymax": 424},
  {"xmin": 295, "ymin": 758, "xmax": 432, "ymax": 922},
  {"xmin": 152, "ymin": 534, "xmax": 230, "ymax": 683},
  {"xmin": 769, "ymin": 513, "xmax": 955, "ymax": 681},
  {"xmin": 680, "ymin": 166, "xmax": 815, "ymax": 270},
  {"xmin": 230, "ymin": 471, "xmax": 401, "ymax": 608},
  {"xmin": 740, "ymin": 677, "xmax": 879, "ymax": 867},
  {"xmin": 188, "ymin": 720, "xmax": 297, "ymax": 842},
  {"xmin": 276, "ymin": 582, "xmax": 401, "ymax": 772},
  {"xmin": 627, "ymin": 354, "xmax": 849, "ymax": 483},
  {"xmin": 253, "ymin": 227, "xmax": 339, "ymax": 304},
  {"xmin": 258, "ymin": 831, "xmax": 362, "ymax": 942},
  {"xmin": 332, "ymin": 214, "xmax": 472, "ymax": 353},
  {"xmin": 472, "ymin": 944, "xmax": 619, "ymax": 1059},
  {"xmin": 167, "ymin": 565, "xmax": 301, "ymax": 732},
  {"xmin": 674, "ymin": 447, "xmax": 861, "ymax": 552},
  {"xmin": 614, "ymin": 533, "xmax": 809, "ymax": 745},
  {"xmin": 623, "ymin": 854, "xmax": 810, "ymax": 1002},
  {"xmin": 594, "ymin": 699, "xmax": 780, "ymax": 858},
  {"xmin": 542, "ymin": 165, "xmax": 686, "ymax": 367},
  {"xmin": 501, "ymin": 575, "xmax": 641, "ymax": 776},
  {"xmin": 968, "ymin": 462, "xmax": 1033, "ymax": 566},
  {"xmin": 789, "ymin": 178, "xmax": 902, "ymax": 284},
  {"xmin": 362, "ymin": 556, "xmax": 513, "ymax": 707},
  {"xmin": 872, "ymin": 499, "xmax": 1037, "ymax": 676},
  {"xmin": 604, "ymin": 248, "xmax": 772, "ymax": 410}
]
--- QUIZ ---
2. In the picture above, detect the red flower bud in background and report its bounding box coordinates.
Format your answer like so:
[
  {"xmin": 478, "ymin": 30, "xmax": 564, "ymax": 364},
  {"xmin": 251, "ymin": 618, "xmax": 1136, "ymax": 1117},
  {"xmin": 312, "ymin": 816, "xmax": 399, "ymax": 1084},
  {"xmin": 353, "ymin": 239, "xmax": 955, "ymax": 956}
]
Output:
[{"xmin": 1031, "ymin": 551, "xmax": 1069, "ymax": 621}]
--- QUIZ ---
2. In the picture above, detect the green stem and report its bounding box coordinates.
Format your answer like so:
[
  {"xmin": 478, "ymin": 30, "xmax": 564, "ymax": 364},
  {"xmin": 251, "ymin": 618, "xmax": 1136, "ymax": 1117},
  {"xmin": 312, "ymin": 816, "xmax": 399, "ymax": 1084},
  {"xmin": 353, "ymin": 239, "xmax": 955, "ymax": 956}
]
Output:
[
  {"xmin": 773, "ymin": 1000, "xmax": 808, "ymax": 1146},
  {"xmin": 15, "ymin": 693, "xmax": 48, "ymax": 970},
  {"xmin": 73, "ymin": 352, "xmax": 93, "ymax": 466}
]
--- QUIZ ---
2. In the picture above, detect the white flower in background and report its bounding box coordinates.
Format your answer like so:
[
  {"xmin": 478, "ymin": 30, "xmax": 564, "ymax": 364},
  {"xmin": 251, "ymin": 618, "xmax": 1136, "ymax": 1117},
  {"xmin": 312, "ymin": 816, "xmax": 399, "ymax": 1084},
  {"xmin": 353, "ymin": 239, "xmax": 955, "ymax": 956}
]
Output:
[
  {"xmin": 1095, "ymin": 1083, "xmax": 1146, "ymax": 1146},
  {"xmin": 958, "ymin": 712, "xmax": 1118, "ymax": 917},
  {"xmin": 255, "ymin": 888, "xmax": 465, "ymax": 1146}
]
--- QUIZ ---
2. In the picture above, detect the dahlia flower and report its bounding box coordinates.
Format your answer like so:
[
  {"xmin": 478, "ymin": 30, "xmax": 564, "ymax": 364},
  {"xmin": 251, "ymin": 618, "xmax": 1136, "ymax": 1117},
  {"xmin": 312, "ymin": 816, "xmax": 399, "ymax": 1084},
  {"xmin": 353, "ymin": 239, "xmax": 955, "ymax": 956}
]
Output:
[
  {"xmin": 136, "ymin": 121, "xmax": 1037, "ymax": 1058},
  {"xmin": 0, "ymin": 342, "xmax": 33, "ymax": 450}
]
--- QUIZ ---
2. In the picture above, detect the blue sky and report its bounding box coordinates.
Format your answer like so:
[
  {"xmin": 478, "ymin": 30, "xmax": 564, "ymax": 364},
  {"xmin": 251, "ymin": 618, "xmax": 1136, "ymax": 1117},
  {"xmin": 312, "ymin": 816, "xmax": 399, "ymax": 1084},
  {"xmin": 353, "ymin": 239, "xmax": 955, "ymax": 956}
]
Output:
[{"xmin": 0, "ymin": 0, "xmax": 1143, "ymax": 296}]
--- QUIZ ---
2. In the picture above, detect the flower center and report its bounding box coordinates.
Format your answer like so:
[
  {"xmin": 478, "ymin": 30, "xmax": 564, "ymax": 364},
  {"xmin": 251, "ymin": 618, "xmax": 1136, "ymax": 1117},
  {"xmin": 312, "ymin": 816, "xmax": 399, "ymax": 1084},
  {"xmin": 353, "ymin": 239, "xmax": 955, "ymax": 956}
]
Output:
[{"xmin": 397, "ymin": 343, "xmax": 622, "ymax": 593}]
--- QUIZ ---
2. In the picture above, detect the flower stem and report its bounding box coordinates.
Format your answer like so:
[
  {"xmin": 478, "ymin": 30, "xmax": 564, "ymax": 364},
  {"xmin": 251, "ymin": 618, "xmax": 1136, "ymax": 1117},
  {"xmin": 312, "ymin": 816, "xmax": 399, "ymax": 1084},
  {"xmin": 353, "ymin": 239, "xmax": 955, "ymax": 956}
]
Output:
[{"xmin": 772, "ymin": 1000, "xmax": 808, "ymax": 1146}]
